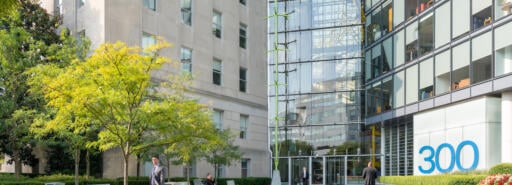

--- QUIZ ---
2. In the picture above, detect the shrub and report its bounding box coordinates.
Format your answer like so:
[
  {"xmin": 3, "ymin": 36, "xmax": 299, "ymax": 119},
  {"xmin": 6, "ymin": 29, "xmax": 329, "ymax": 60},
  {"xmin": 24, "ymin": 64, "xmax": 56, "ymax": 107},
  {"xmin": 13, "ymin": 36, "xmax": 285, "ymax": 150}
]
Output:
[
  {"xmin": 489, "ymin": 163, "xmax": 512, "ymax": 175},
  {"xmin": 380, "ymin": 175, "xmax": 487, "ymax": 185}
]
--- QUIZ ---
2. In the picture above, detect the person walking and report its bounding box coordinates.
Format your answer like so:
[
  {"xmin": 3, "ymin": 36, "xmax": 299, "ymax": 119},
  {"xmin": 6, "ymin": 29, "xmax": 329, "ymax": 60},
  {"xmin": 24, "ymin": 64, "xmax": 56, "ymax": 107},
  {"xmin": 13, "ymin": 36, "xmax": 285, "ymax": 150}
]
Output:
[
  {"xmin": 299, "ymin": 166, "xmax": 309, "ymax": 185},
  {"xmin": 204, "ymin": 173, "xmax": 215, "ymax": 185},
  {"xmin": 150, "ymin": 155, "xmax": 166, "ymax": 185},
  {"xmin": 362, "ymin": 161, "xmax": 378, "ymax": 185}
]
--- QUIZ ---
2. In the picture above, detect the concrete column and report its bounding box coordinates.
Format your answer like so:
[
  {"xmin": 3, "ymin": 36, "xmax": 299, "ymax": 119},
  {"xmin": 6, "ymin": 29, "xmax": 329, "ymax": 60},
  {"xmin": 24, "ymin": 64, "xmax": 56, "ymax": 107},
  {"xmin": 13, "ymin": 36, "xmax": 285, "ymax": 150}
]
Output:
[{"xmin": 502, "ymin": 92, "xmax": 512, "ymax": 163}]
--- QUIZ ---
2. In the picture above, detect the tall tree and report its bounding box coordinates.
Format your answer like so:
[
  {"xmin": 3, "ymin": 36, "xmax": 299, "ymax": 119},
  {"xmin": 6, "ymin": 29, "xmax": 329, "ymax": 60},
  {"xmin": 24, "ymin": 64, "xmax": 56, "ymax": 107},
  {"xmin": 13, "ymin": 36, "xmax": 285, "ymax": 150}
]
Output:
[
  {"xmin": 0, "ymin": 0, "xmax": 19, "ymax": 18},
  {"xmin": 30, "ymin": 40, "xmax": 221, "ymax": 185},
  {"xmin": 0, "ymin": 0, "xmax": 76, "ymax": 179}
]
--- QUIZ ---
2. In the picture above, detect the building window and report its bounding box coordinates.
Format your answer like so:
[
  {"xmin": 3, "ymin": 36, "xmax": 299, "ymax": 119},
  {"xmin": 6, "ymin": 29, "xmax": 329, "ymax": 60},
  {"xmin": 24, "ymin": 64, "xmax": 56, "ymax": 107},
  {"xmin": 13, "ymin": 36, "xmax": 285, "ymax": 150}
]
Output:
[
  {"xmin": 213, "ymin": 59, "xmax": 222, "ymax": 85},
  {"xmin": 435, "ymin": 50, "xmax": 451, "ymax": 95},
  {"xmin": 394, "ymin": 71, "xmax": 405, "ymax": 108},
  {"xmin": 472, "ymin": 0, "xmax": 492, "ymax": 30},
  {"xmin": 216, "ymin": 165, "xmax": 225, "ymax": 178},
  {"xmin": 142, "ymin": 33, "xmax": 156, "ymax": 54},
  {"xmin": 143, "ymin": 0, "xmax": 156, "ymax": 11},
  {"xmin": 383, "ymin": 37, "xmax": 392, "ymax": 72},
  {"xmin": 452, "ymin": 0, "xmax": 470, "ymax": 38},
  {"xmin": 241, "ymin": 159, "xmax": 250, "ymax": 177},
  {"xmin": 382, "ymin": 77, "xmax": 393, "ymax": 110},
  {"xmin": 213, "ymin": 109, "xmax": 223, "ymax": 130},
  {"xmin": 419, "ymin": 13, "xmax": 433, "ymax": 56},
  {"xmin": 435, "ymin": 2, "xmax": 451, "ymax": 48},
  {"xmin": 405, "ymin": 65, "xmax": 418, "ymax": 104},
  {"xmin": 452, "ymin": 41, "xmax": 470, "ymax": 90},
  {"xmin": 394, "ymin": 30, "xmax": 405, "ymax": 67},
  {"xmin": 181, "ymin": 47, "xmax": 192, "ymax": 73},
  {"xmin": 181, "ymin": 0, "xmax": 192, "ymax": 26},
  {"xmin": 182, "ymin": 163, "xmax": 196, "ymax": 178},
  {"xmin": 213, "ymin": 11, "xmax": 222, "ymax": 38},
  {"xmin": 393, "ymin": 0, "xmax": 405, "ymax": 26},
  {"xmin": 495, "ymin": 0, "xmax": 512, "ymax": 20},
  {"xmin": 371, "ymin": 44, "xmax": 382, "ymax": 78},
  {"xmin": 472, "ymin": 32, "xmax": 492, "ymax": 84},
  {"xmin": 239, "ymin": 68, "xmax": 247, "ymax": 92},
  {"xmin": 240, "ymin": 23, "xmax": 247, "ymax": 49},
  {"xmin": 405, "ymin": 21, "xmax": 418, "ymax": 62},
  {"xmin": 240, "ymin": 0, "xmax": 246, "ymax": 5},
  {"xmin": 495, "ymin": 22, "xmax": 512, "ymax": 76},
  {"xmin": 419, "ymin": 58, "xmax": 433, "ymax": 100},
  {"xmin": 240, "ymin": 115, "xmax": 248, "ymax": 139}
]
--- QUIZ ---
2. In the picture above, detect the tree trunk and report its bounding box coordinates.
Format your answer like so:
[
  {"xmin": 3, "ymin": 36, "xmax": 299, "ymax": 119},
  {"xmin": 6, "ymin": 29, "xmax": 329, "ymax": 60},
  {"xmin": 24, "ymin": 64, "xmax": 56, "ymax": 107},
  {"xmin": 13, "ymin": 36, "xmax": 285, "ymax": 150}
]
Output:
[
  {"xmin": 167, "ymin": 157, "xmax": 172, "ymax": 180},
  {"xmin": 136, "ymin": 155, "xmax": 140, "ymax": 177},
  {"xmin": 214, "ymin": 163, "xmax": 218, "ymax": 181},
  {"xmin": 186, "ymin": 164, "xmax": 190, "ymax": 184},
  {"xmin": 86, "ymin": 150, "xmax": 90, "ymax": 182},
  {"xmin": 14, "ymin": 151, "xmax": 21, "ymax": 180},
  {"xmin": 74, "ymin": 149, "xmax": 80, "ymax": 185},
  {"xmin": 123, "ymin": 154, "xmax": 129, "ymax": 185}
]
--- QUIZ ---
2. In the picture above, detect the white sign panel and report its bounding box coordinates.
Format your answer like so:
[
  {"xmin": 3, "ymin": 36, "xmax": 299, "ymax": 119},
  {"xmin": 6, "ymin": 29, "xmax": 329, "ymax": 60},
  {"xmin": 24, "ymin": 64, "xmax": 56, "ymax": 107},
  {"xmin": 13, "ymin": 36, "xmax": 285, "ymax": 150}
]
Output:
[{"xmin": 413, "ymin": 97, "xmax": 501, "ymax": 175}]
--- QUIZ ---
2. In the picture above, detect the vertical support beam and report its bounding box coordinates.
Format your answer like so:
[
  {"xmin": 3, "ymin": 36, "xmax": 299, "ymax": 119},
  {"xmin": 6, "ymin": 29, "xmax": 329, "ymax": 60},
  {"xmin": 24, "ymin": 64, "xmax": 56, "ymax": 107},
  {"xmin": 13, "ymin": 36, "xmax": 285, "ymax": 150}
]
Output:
[
  {"xmin": 308, "ymin": 157, "xmax": 312, "ymax": 185},
  {"xmin": 381, "ymin": 123, "xmax": 386, "ymax": 176},
  {"xmin": 344, "ymin": 156, "xmax": 348, "ymax": 185},
  {"xmin": 322, "ymin": 156, "xmax": 326, "ymax": 185},
  {"xmin": 502, "ymin": 92, "xmax": 512, "ymax": 162},
  {"xmin": 288, "ymin": 157, "xmax": 292, "ymax": 185}
]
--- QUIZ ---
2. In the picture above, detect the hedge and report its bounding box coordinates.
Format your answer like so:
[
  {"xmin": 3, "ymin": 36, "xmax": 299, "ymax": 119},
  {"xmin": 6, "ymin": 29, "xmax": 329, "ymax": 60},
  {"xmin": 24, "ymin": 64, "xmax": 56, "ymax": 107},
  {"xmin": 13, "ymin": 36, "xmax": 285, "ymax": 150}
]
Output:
[
  {"xmin": 489, "ymin": 163, "xmax": 512, "ymax": 175},
  {"xmin": 380, "ymin": 175, "xmax": 487, "ymax": 185}
]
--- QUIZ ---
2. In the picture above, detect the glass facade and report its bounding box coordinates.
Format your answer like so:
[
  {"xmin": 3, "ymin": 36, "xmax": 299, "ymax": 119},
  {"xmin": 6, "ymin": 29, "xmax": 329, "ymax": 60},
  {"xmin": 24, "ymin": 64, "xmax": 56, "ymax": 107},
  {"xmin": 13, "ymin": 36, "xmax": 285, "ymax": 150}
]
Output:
[
  {"xmin": 268, "ymin": 0, "xmax": 363, "ymax": 159},
  {"xmin": 364, "ymin": 0, "xmax": 512, "ymax": 176}
]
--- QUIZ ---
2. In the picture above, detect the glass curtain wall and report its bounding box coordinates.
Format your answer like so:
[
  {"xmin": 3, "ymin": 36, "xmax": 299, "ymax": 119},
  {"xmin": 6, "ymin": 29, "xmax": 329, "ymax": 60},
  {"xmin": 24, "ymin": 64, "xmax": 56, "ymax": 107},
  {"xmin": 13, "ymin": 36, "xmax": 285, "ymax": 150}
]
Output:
[{"xmin": 268, "ymin": 0, "xmax": 363, "ymax": 169}]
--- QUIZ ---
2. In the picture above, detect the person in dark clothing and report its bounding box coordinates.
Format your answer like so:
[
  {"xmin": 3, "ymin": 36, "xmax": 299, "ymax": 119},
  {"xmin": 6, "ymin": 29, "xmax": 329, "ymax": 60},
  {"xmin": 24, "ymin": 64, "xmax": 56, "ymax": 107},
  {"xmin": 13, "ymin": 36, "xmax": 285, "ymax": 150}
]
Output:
[
  {"xmin": 204, "ymin": 173, "xmax": 215, "ymax": 185},
  {"xmin": 299, "ymin": 166, "xmax": 309, "ymax": 185},
  {"xmin": 362, "ymin": 161, "xmax": 378, "ymax": 185}
]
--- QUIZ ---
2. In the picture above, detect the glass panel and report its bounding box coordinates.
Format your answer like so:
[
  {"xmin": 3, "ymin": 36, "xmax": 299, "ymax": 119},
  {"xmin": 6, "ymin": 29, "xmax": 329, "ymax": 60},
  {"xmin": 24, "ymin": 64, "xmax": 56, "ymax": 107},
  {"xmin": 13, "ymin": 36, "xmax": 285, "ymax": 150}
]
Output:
[
  {"xmin": 394, "ymin": 30, "xmax": 405, "ymax": 67},
  {"xmin": 325, "ymin": 157, "xmax": 345, "ymax": 185},
  {"xmin": 394, "ymin": 71, "xmax": 405, "ymax": 107},
  {"xmin": 365, "ymin": 51, "xmax": 372, "ymax": 81},
  {"xmin": 371, "ymin": 44, "xmax": 382, "ymax": 79},
  {"xmin": 181, "ymin": 0, "xmax": 192, "ymax": 25},
  {"xmin": 472, "ymin": 32, "xmax": 492, "ymax": 83},
  {"xmin": 452, "ymin": 0, "xmax": 470, "ymax": 38},
  {"xmin": 213, "ymin": 11, "xmax": 222, "ymax": 38},
  {"xmin": 419, "ymin": 58, "xmax": 434, "ymax": 100},
  {"xmin": 366, "ymin": 13, "xmax": 373, "ymax": 45},
  {"xmin": 495, "ymin": 22, "xmax": 512, "ymax": 76},
  {"xmin": 435, "ymin": 50, "xmax": 451, "ymax": 94},
  {"xmin": 366, "ymin": 0, "xmax": 372, "ymax": 11},
  {"xmin": 240, "ymin": 68, "xmax": 247, "ymax": 92},
  {"xmin": 367, "ymin": 82, "xmax": 381, "ymax": 116},
  {"xmin": 495, "ymin": 0, "xmax": 512, "ymax": 20},
  {"xmin": 383, "ymin": 37, "xmax": 392, "ymax": 73},
  {"xmin": 393, "ymin": 0, "xmax": 405, "ymax": 26},
  {"xmin": 180, "ymin": 47, "xmax": 192, "ymax": 72},
  {"xmin": 405, "ymin": 0, "xmax": 418, "ymax": 20},
  {"xmin": 406, "ymin": 65, "xmax": 418, "ymax": 104},
  {"xmin": 383, "ymin": 0, "xmax": 393, "ymax": 34},
  {"xmin": 419, "ymin": 13, "xmax": 434, "ymax": 55},
  {"xmin": 452, "ymin": 42, "xmax": 470, "ymax": 90},
  {"xmin": 372, "ymin": 7, "xmax": 382, "ymax": 41},
  {"xmin": 435, "ymin": 2, "xmax": 450, "ymax": 48},
  {"xmin": 405, "ymin": 21, "xmax": 419, "ymax": 62},
  {"xmin": 213, "ymin": 59, "xmax": 222, "ymax": 85},
  {"xmin": 240, "ymin": 23, "xmax": 247, "ymax": 48},
  {"xmin": 382, "ymin": 77, "xmax": 393, "ymax": 111},
  {"xmin": 312, "ymin": 157, "xmax": 323, "ymax": 184},
  {"xmin": 472, "ymin": 0, "xmax": 492, "ymax": 30}
]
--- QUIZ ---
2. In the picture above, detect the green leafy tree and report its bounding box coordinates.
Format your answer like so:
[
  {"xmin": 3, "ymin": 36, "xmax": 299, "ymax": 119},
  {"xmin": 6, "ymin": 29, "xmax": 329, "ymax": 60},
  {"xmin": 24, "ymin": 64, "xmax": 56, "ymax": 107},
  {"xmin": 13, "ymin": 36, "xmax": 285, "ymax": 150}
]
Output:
[
  {"xmin": 30, "ymin": 40, "xmax": 220, "ymax": 185},
  {"xmin": 0, "ymin": 0, "xmax": 76, "ymax": 179},
  {"xmin": 204, "ymin": 129, "xmax": 242, "ymax": 179},
  {"xmin": 0, "ymin": 0, "xmax": 19, "ymax": 18}
]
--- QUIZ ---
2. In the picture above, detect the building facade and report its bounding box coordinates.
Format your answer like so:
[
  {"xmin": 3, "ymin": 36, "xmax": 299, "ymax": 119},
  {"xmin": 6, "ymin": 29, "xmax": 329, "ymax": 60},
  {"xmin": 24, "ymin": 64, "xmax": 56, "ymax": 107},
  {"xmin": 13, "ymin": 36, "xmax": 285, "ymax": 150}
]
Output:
[
  {"xmin": 364, "ymin": 0, "xmax": 512, "ymax": 175},
  {"xmin": 267, "ymin": 0, "xmax": 365, "ymax": 184},
  {"xmin": 39, "ymin": 0, "xmax": 269, "ymax": 178}
]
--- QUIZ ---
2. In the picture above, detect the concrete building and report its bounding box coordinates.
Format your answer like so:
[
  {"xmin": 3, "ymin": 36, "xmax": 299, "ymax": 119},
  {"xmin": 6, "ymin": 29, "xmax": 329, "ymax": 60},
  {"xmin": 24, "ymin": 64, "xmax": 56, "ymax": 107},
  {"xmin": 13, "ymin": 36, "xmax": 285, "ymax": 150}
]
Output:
[
  {"xmin": 267, "ymin": 0, "xmax": 365, "ymax": 184},
  {"xmin": 364, "ymin": 0, "xmax": 512, "ymax": 176},
  {"xmin": 38, "ymin": 0, "xmax": 269, "ymax": 178}
]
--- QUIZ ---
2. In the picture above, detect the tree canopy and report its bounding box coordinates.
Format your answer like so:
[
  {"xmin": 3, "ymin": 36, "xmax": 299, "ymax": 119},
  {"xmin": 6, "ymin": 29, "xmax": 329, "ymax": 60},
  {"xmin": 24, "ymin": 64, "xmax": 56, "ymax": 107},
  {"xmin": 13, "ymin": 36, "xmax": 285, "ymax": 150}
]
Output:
[{"xmin": 29, "ymin": 40, "xmax": 222, "ymax": 185}]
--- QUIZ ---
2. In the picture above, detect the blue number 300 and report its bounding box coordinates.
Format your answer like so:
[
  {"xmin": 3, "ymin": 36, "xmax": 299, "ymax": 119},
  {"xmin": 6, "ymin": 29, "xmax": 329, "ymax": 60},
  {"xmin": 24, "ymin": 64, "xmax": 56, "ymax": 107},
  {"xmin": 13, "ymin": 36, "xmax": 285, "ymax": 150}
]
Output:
[{"xmin": 418, "ymin": 140, "xmax": 479, "ymax": 174}]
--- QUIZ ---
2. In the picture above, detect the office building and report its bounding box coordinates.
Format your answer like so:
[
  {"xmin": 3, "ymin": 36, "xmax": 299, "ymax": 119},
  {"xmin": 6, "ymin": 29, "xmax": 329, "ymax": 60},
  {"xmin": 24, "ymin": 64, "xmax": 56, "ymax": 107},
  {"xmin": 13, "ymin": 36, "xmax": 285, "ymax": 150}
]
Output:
[
  {"xmin": 364, "ymin": 0, "xmax": 512, "ymax": 175},
  {"xmin": 38, "ymin": 0, "xmax": 269, "ymax": 178}
]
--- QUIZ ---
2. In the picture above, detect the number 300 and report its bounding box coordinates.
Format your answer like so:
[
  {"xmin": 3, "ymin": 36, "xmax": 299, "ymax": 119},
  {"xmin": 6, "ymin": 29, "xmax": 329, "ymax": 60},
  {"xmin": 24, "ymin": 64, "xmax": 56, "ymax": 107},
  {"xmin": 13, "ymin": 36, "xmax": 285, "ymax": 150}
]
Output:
[{"xmin": 418, "ymin": 140, "xmax": 479, "ymax": 174}]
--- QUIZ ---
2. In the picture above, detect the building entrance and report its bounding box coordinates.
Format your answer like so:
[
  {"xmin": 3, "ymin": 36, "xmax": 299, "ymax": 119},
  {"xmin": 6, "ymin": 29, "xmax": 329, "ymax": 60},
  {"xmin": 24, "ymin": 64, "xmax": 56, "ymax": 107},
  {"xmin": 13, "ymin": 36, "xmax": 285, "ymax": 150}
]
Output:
[{"xmin": 272, "ymin": 155, "xmax": 383, "ymax": 185}]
